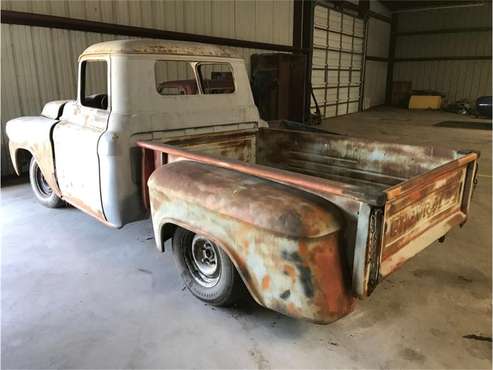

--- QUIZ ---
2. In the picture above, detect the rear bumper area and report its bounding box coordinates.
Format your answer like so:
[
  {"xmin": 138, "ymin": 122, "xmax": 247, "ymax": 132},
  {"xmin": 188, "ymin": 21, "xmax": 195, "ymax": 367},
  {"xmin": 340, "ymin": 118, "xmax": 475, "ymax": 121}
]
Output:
[{"xmin": 378, "ymin": 152, "xmax": 478, "ymax": 280}]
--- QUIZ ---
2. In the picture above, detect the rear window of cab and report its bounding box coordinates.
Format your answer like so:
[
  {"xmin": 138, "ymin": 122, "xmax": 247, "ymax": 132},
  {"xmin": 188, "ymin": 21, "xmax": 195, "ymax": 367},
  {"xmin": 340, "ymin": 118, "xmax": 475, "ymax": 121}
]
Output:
[{"xmin": 155, "ymin": 61, "xmax": 235, "ymax": 96}]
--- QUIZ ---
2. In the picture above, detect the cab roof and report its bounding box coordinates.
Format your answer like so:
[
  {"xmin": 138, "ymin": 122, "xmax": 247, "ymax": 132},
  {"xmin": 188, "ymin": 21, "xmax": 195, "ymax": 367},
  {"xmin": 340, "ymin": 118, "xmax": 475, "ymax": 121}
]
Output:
[{"xmin": 80, "ymin": 39, "xmax": 242, "ymax": 59}]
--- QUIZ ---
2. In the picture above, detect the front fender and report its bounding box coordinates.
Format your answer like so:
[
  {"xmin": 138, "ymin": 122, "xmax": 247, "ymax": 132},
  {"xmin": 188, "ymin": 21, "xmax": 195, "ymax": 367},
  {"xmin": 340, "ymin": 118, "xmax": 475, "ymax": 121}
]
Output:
[
  {"xmin": 6, "ymin": 116, "xmax": 61, "ymax": 195},
  {"xmin": 148, "ymin": 160, "xmax": 355, "ymax": 323}
]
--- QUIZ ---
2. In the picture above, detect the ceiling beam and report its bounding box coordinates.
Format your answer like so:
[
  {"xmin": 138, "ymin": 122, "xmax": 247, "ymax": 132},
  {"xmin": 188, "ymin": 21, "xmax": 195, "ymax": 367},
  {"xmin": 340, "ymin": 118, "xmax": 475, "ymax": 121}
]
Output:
[
  {"xmin": 1, "ymin": 10, "xmax": 300, "ymax": 53},
  {"xmin": 394, "ymin": 26, "xmax": 491, "ymax": 36}
]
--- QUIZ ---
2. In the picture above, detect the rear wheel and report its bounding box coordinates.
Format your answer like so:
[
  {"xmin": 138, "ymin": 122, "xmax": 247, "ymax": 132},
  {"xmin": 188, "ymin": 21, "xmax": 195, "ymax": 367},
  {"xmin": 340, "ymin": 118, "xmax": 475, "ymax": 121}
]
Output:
[
  {"xmin": 172, "ymin": 227, "xmax": 246, "ymax": 306},
  {"xmin": 29, "ymin": 158, "xmax": 64, "ymax": 208}
]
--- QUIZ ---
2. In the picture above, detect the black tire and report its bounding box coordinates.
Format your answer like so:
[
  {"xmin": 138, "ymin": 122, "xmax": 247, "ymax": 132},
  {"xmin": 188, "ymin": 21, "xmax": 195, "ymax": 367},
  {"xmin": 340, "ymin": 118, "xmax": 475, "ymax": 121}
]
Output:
[
  {"xmin": 29, "ymin": 158, "xmax": 65, "ymax": 208},
  {"xmin": 172, "ymin": 227, "xmax": 246, "ymax": 306}
]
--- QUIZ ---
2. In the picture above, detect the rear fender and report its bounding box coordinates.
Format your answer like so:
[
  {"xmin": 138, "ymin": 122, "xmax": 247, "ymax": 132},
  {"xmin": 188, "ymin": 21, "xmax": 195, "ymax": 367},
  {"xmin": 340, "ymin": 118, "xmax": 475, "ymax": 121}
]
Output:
[{"xmin": 148, "ymin": 160, "xmax": 356, "ymax": 323}]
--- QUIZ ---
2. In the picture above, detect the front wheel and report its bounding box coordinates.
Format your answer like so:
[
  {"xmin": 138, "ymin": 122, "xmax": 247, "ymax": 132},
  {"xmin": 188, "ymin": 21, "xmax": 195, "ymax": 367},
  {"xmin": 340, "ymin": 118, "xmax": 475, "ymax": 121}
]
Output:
[
  {"xmin": 172, "ymin": 227, "xmax": 246, "ymax": 306},
  {"xmin": 29, "ymin": 158, "xmax": 65, "ymax": 208}
]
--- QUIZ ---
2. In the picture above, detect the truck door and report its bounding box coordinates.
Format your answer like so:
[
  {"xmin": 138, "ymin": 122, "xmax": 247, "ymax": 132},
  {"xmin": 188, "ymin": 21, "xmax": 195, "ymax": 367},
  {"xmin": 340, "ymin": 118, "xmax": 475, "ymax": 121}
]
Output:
[{"xmin": 53, "ymin": 58, "xmax": 110, "ymax": 221}]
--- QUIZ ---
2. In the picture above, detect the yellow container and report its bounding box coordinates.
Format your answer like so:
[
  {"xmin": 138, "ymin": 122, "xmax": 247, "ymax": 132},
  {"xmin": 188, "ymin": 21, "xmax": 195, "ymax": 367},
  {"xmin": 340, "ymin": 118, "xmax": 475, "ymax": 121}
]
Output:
[{"xmin": 408, "ymin": 95, "xmax": 442, "ymax": 110}]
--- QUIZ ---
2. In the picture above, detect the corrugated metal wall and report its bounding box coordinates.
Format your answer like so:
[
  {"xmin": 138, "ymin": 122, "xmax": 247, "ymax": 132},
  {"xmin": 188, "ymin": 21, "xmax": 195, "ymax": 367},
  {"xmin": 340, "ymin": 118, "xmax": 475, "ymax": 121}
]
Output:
[
  {"xmin": 369, "ymin": 0, "xmax": 391, "ymax": 18},
  {"xmin": 393, "ymin": 3, "xmax": 492, "ymax": 104},
  {"xmin": 363, "ymin": 17, "xmax": 390, "ymax": 109},
  {"xmin": 1, "ymin": 0, "xmax": 293, "ymax": 176}
]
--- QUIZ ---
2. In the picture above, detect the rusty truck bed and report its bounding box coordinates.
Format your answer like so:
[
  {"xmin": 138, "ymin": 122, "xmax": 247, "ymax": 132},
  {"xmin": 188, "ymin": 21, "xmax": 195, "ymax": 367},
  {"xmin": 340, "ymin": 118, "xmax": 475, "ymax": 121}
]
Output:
[{"xmin": 137, "ymin": 127, "xmax": 478, "ymax": 296}]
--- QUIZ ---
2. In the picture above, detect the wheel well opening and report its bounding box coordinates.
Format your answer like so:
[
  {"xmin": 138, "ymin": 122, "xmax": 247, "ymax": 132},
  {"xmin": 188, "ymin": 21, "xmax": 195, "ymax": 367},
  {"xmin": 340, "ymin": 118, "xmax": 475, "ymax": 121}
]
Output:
[
  {"xmin": 164, "ymin": 224, "xmax": 256, "ymax": 304},
  {"xmin": 15, "ymin": 149, "xmax": 32, "ymax": 174},
  {"xmin": 171, "ymin": 226, "xmax": 253, "ymax": 306},
  {"xmin": 160, "ymin": 223, "xmax": 177, "ymax": 250}
]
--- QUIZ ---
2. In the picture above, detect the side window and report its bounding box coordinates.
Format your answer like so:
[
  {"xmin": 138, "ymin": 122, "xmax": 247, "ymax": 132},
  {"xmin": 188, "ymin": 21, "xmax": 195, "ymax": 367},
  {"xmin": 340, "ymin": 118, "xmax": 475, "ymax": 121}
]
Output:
[
  {"xmin": 155, "ymin": 61, "xmax": 198, "ymax": 96},
  {"xmin": 81, "ymin": 60, "xmax": 108, "ymax": 110},
  {"xmin": 197, "ymin": 63, "xmax": 235, "ymax": 94}
]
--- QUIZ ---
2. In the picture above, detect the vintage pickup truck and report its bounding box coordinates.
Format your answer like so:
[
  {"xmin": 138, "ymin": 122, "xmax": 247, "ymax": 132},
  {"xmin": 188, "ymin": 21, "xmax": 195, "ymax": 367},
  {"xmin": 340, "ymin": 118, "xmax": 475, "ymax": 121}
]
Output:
[{"xmin": 6, "ymin": 39, "xmax": 479, "ymax": 323}]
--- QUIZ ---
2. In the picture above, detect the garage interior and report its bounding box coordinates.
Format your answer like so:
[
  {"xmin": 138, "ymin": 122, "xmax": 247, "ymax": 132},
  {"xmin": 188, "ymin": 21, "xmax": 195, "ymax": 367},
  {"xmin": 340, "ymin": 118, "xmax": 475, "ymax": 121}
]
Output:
[{"xmin": 1, "ymin": 0, "xmax": 491, "ymax": 369}]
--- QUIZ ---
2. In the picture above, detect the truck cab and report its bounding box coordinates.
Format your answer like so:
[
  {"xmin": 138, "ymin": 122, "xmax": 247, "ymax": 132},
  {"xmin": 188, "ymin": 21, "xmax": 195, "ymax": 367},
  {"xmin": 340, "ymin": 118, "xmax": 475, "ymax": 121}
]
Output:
[{"xmin": 7, "ymin": 39, "xmax": 263, "ymax": 227}]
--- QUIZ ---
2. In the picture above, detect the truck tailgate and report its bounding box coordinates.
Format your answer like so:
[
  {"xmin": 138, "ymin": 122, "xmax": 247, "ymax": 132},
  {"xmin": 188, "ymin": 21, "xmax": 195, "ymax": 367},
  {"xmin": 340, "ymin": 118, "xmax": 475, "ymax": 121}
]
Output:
[{"xmin": 379, "ymin": 152, "xmax": 478, "ymax": 277}]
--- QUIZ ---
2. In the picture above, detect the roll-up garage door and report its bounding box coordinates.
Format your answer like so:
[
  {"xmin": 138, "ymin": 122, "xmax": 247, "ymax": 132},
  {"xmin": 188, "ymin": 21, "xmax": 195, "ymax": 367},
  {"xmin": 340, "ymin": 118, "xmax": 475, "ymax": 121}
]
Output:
[{"xmin": 311, "ymin": 4, "xmax": 365, "ymax": 118}]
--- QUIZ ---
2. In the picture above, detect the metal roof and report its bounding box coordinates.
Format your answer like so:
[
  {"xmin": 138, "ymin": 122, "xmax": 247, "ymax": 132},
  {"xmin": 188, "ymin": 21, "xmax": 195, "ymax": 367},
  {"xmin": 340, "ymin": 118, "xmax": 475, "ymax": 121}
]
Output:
[{"xmin": 80, "ymin": 39, "xmax": 242, "ymax": 59}]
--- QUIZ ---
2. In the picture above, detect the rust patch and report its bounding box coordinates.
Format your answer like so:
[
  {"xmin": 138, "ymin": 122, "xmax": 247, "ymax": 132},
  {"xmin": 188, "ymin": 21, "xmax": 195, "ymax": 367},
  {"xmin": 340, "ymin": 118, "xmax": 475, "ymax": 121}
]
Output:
[
  {"xmin": 82, "ymin": 39, "xmax": 241, "ymax": 59},
  {"xmin": 137, "ymin": 137, "xmax": 386, "ymax": 206},
  {"xmin": 262, "ymin": 276, "xmax": 271, "ymax": 290},
  {"xmin": 383, "ymin": 167, "xmax": 466, "ymax": 260},
  {"xmin": 148, "ymin": 160, "xmax": 341, "ymax": 238},
  {"xmin": 63, "ymin": 194, "xmax": 114, "ymax": 227},
  {"xmin": 281, "ymin": 250, "xmax": 314, "ymax": 298},
  {"xmin": 283, "ymin": 265, "xmax": 297, "ymax": 282},
  {"xmin": 297, "ymin": 234, "xmax": 356, "ymax": 320},
  {"xmin": 286, "ymin": 302, "xmax": 303, "ymax": 318}
]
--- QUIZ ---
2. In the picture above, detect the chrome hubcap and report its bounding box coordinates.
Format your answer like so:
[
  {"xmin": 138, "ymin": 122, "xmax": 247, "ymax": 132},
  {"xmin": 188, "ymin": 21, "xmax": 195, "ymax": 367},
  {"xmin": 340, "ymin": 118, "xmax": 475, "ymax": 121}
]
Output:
[{"xmin": 186, "ymin": 235, "xmax": 221, "ymax": 287}]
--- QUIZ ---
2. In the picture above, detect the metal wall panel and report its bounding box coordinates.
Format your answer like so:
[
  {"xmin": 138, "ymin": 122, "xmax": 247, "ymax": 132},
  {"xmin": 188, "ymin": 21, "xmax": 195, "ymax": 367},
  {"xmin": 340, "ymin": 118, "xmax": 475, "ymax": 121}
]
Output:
[
  {"xmin": 367, "ymin": 17, "xmax": 390, "ymax": 58},
  {"xmin": 396, "ymin": 3, "xmax": 491, "ymax": 32},
  {"xmin": 395, "ymin": 32, "xmax": 492, "ymax": 59},
  {"xmin": 393, "ymin": 3, "xmax": 492, "ymax": 106},
  {"xmin": 369, "ymin": 0, "xmax": 391, "ymax": 18},
  {"xmin": 363, "ymin": 60, "xmax": 388, "ymax": 109},
  {"xmin": 362, "ymin": 16, "xmax": 391, "ymax": 109},
  {"xmin": 2, "ymin": 0, "xmax": 293, "ymax": 45},
  {"xmin": 1, "ymin": 0, "xmax": 293, "ymax": 176},
  {"xmin": 393, "ymin": 60, "xmax": 492, "ymax": 103}
]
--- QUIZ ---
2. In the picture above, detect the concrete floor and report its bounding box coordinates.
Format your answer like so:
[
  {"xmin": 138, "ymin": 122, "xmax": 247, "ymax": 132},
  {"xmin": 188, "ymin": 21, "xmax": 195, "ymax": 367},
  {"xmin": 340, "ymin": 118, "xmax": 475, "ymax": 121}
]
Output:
[{"xmin": 2, "ymin": 107, "xmax": 491, "ymax": 369}]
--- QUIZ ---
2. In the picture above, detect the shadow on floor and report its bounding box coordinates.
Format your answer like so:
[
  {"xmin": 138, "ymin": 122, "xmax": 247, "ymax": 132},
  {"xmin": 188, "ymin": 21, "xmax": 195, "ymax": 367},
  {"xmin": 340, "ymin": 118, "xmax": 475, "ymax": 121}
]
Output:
[
  {"xmin": 1, "ymin": 174, "xmax": 29, "ymax": 187},
  {"xmin": 434, "ymin": 120, "xmax": 492, "ymax": 130},
  {"xmin": 218, "ymin": 293, "xmax": 309, "ymax": 339}
]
